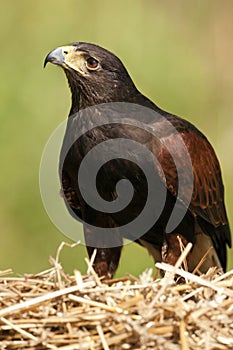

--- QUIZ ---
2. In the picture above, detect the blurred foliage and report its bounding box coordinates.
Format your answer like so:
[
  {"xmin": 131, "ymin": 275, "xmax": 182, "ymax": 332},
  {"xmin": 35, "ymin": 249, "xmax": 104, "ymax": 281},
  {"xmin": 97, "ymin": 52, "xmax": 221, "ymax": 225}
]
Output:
[{"xmin": 0, "ymin": 0, "xmax": 232, "ymax": 276}]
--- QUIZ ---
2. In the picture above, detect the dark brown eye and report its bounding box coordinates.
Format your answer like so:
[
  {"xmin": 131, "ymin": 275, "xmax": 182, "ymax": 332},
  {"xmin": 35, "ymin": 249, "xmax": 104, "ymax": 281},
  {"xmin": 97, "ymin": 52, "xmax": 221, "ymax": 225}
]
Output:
[{"xmin": 86, "ymin": 57, "xmax": 99, "ymax": 70}]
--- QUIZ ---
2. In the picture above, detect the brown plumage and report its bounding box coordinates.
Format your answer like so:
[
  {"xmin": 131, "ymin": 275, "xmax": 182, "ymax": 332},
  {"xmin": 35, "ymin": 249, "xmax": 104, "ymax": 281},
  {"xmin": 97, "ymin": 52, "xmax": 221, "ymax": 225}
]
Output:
[{"xmin": 45, "ymin": 42, "xmax": 231, "ymax": 277}]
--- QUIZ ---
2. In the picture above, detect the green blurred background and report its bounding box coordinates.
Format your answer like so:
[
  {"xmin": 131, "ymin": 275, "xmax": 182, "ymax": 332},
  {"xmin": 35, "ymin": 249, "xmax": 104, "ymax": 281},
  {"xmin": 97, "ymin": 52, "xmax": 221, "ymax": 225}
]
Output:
[{"xmin": 0, "ymin": 0, "xmax": 232, "ymax": 276}]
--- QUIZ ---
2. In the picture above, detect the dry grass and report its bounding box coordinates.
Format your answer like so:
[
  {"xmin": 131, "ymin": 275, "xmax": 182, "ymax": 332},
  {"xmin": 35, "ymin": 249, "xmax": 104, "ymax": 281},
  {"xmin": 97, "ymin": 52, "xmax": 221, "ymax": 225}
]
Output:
[{"xmin": 0, "ymin": 242, "xmax": 233, "ymax": 350}]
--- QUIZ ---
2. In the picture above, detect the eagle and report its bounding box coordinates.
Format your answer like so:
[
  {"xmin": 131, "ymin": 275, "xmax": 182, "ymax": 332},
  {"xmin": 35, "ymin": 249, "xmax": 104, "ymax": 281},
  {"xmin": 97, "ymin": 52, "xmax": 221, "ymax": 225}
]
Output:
[{"xmin": 44, "ymin": 42, "xmax": 231, "ymax": 278}]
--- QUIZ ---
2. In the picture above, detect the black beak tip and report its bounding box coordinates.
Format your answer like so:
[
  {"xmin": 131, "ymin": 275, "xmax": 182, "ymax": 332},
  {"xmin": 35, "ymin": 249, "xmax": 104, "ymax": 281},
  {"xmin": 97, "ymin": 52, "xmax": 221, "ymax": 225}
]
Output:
[
  {"xmin": 43, "ymin": 47, "xmax": 65, "ymax": 69},
  {"xmin": 44, "ymin": 53, "xmax": 51, "ymax": 68}
]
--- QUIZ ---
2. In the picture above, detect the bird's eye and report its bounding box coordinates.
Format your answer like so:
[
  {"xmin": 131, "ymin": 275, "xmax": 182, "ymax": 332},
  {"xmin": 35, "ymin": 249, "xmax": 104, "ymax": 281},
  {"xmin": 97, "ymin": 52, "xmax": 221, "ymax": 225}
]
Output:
[{"xmin": 86, "ymin": 57, "xmax": 99, "ymax": 70}]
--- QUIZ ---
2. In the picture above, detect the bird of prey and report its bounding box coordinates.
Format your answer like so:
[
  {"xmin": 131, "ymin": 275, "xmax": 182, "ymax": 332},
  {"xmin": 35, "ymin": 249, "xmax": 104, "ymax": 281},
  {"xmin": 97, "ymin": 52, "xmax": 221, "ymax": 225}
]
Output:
[{"xmin": 44, "ymin": 42, "xmax": 231, "ymax": 278}]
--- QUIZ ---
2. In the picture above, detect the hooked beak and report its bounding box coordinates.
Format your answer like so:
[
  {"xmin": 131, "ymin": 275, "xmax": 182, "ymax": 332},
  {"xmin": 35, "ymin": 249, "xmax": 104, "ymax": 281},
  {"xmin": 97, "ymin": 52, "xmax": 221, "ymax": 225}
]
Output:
[{"xmin": 44, "ymin": 46, "xmax": 75, "ymax": 68}]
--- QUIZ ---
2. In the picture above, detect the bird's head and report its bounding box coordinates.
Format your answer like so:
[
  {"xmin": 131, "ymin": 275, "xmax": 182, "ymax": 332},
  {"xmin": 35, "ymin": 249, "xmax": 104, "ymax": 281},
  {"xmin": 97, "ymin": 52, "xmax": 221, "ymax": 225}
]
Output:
[{"xmin": 44, "ymin": 42, "xmax": 138, "ymax": 112}]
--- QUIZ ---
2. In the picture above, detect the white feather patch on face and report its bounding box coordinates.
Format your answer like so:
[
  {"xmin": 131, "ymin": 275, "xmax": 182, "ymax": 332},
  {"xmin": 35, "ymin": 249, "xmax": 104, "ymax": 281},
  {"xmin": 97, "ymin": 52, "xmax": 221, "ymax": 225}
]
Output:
[{"xmin": 64, "ymin": 51, "xmax": 88, "ymax": 75}]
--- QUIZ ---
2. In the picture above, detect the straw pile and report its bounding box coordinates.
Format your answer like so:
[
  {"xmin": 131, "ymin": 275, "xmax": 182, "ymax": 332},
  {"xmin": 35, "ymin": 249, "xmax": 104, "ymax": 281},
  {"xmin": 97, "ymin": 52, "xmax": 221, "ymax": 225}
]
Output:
[{"xmin": 0, "ymin": 242, "xmax": 233, "ymax": 350}]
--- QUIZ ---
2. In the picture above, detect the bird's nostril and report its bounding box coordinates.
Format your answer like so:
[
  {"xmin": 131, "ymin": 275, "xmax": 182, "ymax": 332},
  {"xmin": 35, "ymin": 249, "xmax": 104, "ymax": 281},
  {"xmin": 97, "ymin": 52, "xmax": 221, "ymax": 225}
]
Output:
[{"xmin": 63, "ymin": 50, "xmax": 68, "ymax": 55}]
